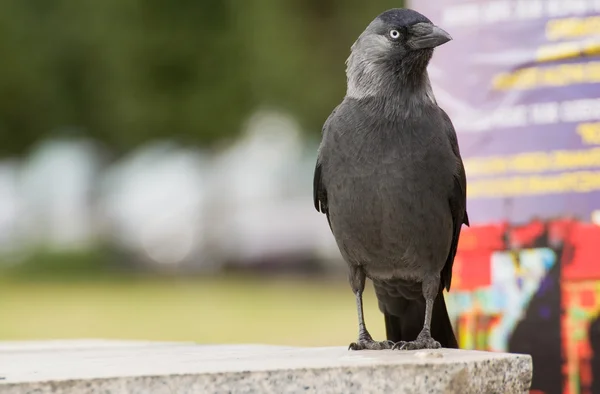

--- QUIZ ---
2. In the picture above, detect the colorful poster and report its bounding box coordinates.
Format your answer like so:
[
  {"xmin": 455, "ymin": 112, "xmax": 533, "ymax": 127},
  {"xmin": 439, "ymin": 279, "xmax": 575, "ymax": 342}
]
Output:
[{"xmin": 408, "ymin": 1, "xmax": 600, "ymax": 393}]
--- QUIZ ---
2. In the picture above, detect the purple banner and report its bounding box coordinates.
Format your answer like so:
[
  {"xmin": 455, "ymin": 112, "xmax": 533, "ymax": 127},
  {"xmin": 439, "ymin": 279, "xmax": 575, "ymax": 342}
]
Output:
[{"xmin": 411, "ymin": 0, "xmax": 600, "ymax": 224}]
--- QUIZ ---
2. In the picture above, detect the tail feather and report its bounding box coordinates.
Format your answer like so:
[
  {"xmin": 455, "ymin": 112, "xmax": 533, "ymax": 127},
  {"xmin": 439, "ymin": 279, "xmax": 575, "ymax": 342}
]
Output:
[{"xmin": 382, "ymin": 291, "xmax": 458, "ymax": 348}]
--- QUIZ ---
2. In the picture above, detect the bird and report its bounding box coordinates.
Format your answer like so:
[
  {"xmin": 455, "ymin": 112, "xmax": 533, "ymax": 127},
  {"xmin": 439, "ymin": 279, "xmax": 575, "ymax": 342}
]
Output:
[{"xmin": 313, "ymin": 8, "xmax": 469, "ymax": 351}]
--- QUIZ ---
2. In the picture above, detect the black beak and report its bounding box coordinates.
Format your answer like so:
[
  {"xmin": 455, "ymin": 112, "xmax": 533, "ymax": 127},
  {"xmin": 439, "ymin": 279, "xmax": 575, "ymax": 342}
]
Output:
[{"xmin": 408, "ymin": 25, "xmax": 452, "ymax": 49}]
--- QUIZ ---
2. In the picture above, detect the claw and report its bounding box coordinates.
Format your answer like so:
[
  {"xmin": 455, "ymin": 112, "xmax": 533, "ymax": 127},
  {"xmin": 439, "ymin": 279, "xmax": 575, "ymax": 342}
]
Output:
[
  {"xmin": 348, "ymin": 339, "xmax": 394, "ymax": 351},
  {"xmin": 393, "ymin": 337, "xmax": 441, "ymax": 351},
  {"xmin": 392, "ymin": 341, "xmax": 407, "ymax": 350}
]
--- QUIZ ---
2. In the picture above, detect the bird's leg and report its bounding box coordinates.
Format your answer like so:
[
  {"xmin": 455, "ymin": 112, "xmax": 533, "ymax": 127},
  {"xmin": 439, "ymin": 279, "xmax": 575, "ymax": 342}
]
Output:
[
  {"xmin": 393, "ymin": 276, "xmax": 442, "ymax": 350},
  {"xmin": 348, "ymin": 266, "xmax": 393, "ymax": 350}
]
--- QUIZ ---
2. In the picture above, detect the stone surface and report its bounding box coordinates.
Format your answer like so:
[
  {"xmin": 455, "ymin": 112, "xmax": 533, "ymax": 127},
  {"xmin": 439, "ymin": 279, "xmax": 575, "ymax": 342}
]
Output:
[{"xmin": 0, "ymin": 340, "xmax": 532, "ymax": 394}]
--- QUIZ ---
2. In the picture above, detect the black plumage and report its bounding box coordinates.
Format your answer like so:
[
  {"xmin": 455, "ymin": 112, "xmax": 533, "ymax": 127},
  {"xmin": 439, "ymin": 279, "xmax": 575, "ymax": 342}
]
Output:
[{"xmin": 313, "ymin": 8, "xmax": 468, "ymax": 350}]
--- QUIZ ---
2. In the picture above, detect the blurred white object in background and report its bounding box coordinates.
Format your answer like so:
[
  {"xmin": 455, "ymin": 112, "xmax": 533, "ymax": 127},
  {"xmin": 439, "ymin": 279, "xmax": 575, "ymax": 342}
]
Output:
[
  {"xmin": 99, "ymin": 141, "xmax": 211, "ymax": 270},
  {"xmin": 206, "ymin": 109, "xmax": 340, "ymax": 268},
  {"xmin": 207, "ymin": 109, "xmax": 302, "ymax": 264},
  {"xmin": 0, "ymin": 114, "xmax": 344, "ymax": 273},
  {"xmin": 19, "ymin": 138, "xmax": 101, "ymax": 250}
]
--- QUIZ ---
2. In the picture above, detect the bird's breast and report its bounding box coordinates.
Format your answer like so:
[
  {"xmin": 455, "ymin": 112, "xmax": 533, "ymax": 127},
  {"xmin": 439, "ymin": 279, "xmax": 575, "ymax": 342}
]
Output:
[{"xmin": 323, "ymin": 145, "xmax": 454, "ymax": 275}]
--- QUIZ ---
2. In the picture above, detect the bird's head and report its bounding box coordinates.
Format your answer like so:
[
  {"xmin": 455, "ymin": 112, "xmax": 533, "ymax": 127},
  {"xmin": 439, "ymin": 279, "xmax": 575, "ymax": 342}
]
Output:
[{"xmin": 346, "ymin": 8, "xmax": 451, "ymax": 99}]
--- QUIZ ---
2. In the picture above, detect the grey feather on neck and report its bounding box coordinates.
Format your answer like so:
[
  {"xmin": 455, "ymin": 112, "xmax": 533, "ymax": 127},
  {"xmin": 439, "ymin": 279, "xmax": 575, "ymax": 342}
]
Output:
[
  {"xmin": 345, "ymin": 35, "xmax": 391, "ymax": 100},
  {"xmin": 344, "ymin": 36, "xmax": 437, "ymax": 113}
]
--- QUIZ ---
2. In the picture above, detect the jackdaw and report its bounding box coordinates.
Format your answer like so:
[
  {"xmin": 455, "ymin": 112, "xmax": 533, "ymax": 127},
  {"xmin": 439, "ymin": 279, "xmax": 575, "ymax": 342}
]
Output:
[{"xmin": 313, "ymin": 8, "xmax": 469, "ymax": 351}]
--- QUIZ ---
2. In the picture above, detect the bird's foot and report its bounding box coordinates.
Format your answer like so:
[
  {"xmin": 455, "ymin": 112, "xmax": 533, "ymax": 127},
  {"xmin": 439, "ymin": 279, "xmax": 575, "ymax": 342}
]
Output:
[
  {"xmin": 392, "ymin": 334, "xmax": 441, "ymax": 351},
  {"xmin": 348, "ymin": 339, "xmax": 394, "ymax": 351}
]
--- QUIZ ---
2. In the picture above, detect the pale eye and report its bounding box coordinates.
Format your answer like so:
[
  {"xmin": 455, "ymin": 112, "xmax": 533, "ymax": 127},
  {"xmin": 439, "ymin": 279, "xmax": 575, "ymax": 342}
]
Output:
[{"xmin": 389, "ymin": 29, "xmax": 400, "ymax": 39}]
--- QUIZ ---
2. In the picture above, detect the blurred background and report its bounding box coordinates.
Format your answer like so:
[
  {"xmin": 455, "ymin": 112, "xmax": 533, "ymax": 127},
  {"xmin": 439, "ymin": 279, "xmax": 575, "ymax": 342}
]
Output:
[
  {"xmin": 0, "ymin": 0, "xmax": 407, "ymax": 346},
  {"xmin": 1, "ymin": 1, "xmax": 600, "ymax": 393}
]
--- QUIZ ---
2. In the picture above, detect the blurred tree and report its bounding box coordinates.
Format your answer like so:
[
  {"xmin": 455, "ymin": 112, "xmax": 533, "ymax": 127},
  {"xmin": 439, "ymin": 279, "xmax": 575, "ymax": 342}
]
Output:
[
  {"xmin": 0, "ymin": 0, "xmax": 402, "ymax": 156},
  {"xmin": 236, "ymin": 0, "xmax": 404, "ymax": 137}
]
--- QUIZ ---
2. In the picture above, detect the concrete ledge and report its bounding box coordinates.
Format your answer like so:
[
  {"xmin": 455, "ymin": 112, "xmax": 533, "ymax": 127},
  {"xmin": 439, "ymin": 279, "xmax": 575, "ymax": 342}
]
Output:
[{"xmin": 0, "ymin": 340, "xmax": 532, "ymax": 393}]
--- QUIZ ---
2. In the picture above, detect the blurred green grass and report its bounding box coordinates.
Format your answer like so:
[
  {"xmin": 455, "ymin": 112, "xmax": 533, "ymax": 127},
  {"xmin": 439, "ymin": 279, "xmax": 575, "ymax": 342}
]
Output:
[{"xmin": 0, "ymin": 276, "xmax": 386, "ymax": 346}]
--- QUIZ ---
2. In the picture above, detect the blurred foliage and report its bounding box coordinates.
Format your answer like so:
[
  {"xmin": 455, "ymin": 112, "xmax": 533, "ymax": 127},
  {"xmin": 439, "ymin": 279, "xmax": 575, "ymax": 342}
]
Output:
[
  {"xmin": 0, "ymin": 247, "xmax": 117, "ymax": 279},
  {"xmin": 0, "ymin": 0, "xmax": 403, "ymax": 156}
]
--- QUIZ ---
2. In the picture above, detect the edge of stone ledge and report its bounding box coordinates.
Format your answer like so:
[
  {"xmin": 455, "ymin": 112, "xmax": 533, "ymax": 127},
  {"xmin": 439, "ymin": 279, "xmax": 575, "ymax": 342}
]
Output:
[
  {"xmin": 0, "ymin": 349, "xmax": 533, "ymax": 394},
  {"xmin": 0, "ymin": 339, "xmax": 198, "ymax": 353}
]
